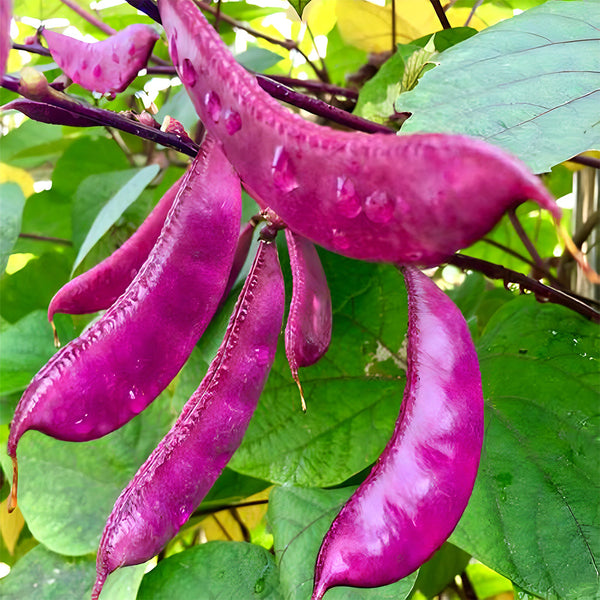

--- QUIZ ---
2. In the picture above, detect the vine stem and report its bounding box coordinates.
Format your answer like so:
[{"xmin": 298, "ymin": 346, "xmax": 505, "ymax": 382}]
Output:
[
  {"xmin": 429, "ymin": 0, "xmax": 451, "ymax": 29},
  {"xmin": 58, "ymin": 0, "xmax": 115, "ymax": 35},
  {"xmin": 446, "ymin": 254, "xmax": 600, "ymax": 322}
]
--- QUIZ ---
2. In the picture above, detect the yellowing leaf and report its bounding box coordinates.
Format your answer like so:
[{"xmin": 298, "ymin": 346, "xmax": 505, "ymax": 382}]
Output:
[
  {"xmin": 0, "ymin": 163, "xmax": 35, "ymax": 198},
  {"xmin": 0, "ymin": 498, "xmax": 25, "ymax": 555},
  {"xmin": 303, "ymin": 0, "xmax": 338, "ymax": 37}
]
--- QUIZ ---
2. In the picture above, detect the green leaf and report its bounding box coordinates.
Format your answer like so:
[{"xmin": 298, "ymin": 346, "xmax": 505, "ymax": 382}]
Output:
[
  {"xmin": 269, "ymin": 486, "xmax": 418, "ymax": 599},
  {"xmin": 229, "ymin": 252, "xmax": 408, "ymax": 487},
  {"xmin": 0, "ymin": 311, "xmax": 56, "ymax": 396},
  {"xmin": 236, "ymin": 47, "xmax": 284, "ymax": 72},
  {"xmin": 0, "ymin": 251, "xmax": 72, "ymax": 323},
  {"xmin": 0, "ymin": 391, "xmax": 174, "ymax": 556},
  {"xmin": 70, "ymin": 165, "xmax": 159, "ymax": 275},
  {"xmin": 396, "ymin": 0, "xmax": 600, "ymax": 172},
  {"xmin": 0, "ymin": 544, "xmax": 146, "ymax": 600},
  {"xmin": 0, "ymin": 183, "xmax": 26, "ymax": 273},
  {"xmin": 414, "ymin": 543, "xmax": 470, "ymax": 598},
  {"xmin": 451, "ymin": 296, "xmax": 600, "ymax": 599},
  {"xmin": 0, "ymin": 120, "xmax": 67, "ymax": 169},
  {"xmin": 137, "ymin": 541, "xmax": 282, "ymax": 599}
]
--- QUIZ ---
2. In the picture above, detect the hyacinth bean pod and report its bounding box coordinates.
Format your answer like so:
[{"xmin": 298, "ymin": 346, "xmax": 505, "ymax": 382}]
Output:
[
  {"xmin": 41, "ymin": 24, "xmax": 159, "ymax": 95},
  {"xmin": 222, "ymin": 218, "xmax": 258, "ymax": 301},
  {"xmin": 1, "ymin": 98, "xmax": 102, "ymax": 128},
  {"xmin": 0, "ymin": 0, "xmax": 11, "ymax": 79},
  {"xmin": 7, "ymin": 135, "xmax": 241, "ymax": 511},
  {"xmin": 284, "ymin": 229, "xmax": 332, "ymax": 409},
  {"xmin": 92, "ymin": 235, "xmax": 284, "ymax": 599},
  {"xmin": 312, "ymin": 267, "xmax": 484, "ymax": 599},
  {"xmin": 158, "ymin": 0, "xmax": 560, "ymax": 267},
  {"xmin": 48, "ymin": 174, "xmax": 183, "ymax": 321}
]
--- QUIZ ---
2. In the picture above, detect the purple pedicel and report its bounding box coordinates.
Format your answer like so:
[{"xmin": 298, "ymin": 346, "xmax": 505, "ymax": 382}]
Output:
[
  {"xmin": 158, "ymin": 0, "xmax": 560, "ymax": 267},
  {"xmin": 284, "ymin": 229, "xmax": 332, "ymax": 409},
  {"xmin": 41, "ymin": 24, "xmax": 159, "ymax": 95},
  {"xmin": 92, "ymin": 234, "xmax": 284, "ymax": 599},
  {"xmin": 48, "ymin": 174, "xmax": 183, "ymax": 321},
  {"xmin": 1, "ymin": 98, "xmax": 100, "ymax": 127},
  {"xmin": 312, "ymin": 267, "xmax": 484, "ymax": 599},
  {"xmin": 7, "ymin": 134, "xmax": 241, "ymax": 511}
]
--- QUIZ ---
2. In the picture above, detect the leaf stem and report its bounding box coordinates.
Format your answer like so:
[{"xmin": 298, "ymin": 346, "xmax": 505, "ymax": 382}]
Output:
[
  {"xmin": 58, "ymin": 0, "xmax": 116, "ymax": 35},
  {"xmin": 447, "ymin": 253, "xmax": 600, "ymax": 322},
  {"xmin": 569, "ymin": 154, "xmax": 600, "ymax": 170},
  {"xmin": 18, "ymin": 233, "xmax": 72, "ymax": 245},
  {"xmin": 429, "ymin": 0, "xmax": 451, "ymax": 30},
  {"xmin": 507, "ymin": 208, "xmax": 549, "ymax": 275}
]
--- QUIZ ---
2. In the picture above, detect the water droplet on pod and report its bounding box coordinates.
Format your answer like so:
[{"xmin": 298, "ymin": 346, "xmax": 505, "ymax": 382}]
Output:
[
  {"xmin": 128, "ymin": 43, "xmax": 136, "ymax": 56},
  {"xmin": 92, "ymin": 64, "xmax": 102, "ymax": 78},
  {"xmin": 181, "ymin": 58, "xmax": 197, "ymax": 86},
  {"xmin": 336, "ymin": 176, "xmax": 362, "ymax": 218},
  {"xmin": 224, "ymin": 109, "xmax": 242, "ymax": 135},
  {"xmin": 204, "ymin": 91, "xmax": 222, "ymax": 123},
  {"xmin": 364, "ymin": 190, "xmax": 394, "ymax": 224},
  {"xmin": 112, "ymin": 52, "xmax": 119, "ymax": 64},
  {"xmin": 331, "ymin": 229, "xmax": 351, "ymax": 251},
  {"xmin": 80, "ymin": 60, "xmax": 88, "ymax": 70},
  {"xmin": 169, "ymin": 35, "xmax": 179, "ymax": 65},
  {"xmin": 272, "ymin": 146, "xmax": 298, "ymax": 193}
]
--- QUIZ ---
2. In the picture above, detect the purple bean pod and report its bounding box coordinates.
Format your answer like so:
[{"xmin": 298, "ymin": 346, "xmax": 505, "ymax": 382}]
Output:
[
  {"xmin": 91, "ymin": 235, "xmax": 284, "ymax": 599},
  {"xmin": 1, "ymin": 98, "xmax": 101, "ymax": 127},
  {"xmin": 48, "ymin": 174, "xmax": 183, "ymax": 321},
  {"xmin": 7, "ymin": 134, "xmax": 241, "ymax": 511},
  {"xmin": 221, "ymin": 217, "xmax": 258, "ymax": 302},
  {"xmin": 158, "ymin": 0, "xmax": 560, "ymax": 267},
  {"xmin": 41, "ymin": 24, "xmax": 159, "ymax": 95},
  {"xmin": 0, "ymin": 0, "xmax": 11, "ymax": 78},
  {"xmin": 284, "ymin": 229, "xmax": 332, "ymax": 410},
  {"xmin": 312, "ymin": 267, "xmax": 484, "ymax": 599}
]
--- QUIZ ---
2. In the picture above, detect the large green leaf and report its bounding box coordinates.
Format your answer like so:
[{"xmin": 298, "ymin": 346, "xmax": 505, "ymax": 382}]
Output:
[
  {"xmin": 268, "ymin": 486, "xmax": 418, "ymax": 599},
  {"xmin": 137, "ymin": 542, "xmax": 282, "ymax": 600},
  {"xmin": 0, "ymin": 391, "xmax": 175, "ymax": 556},
  {"xmin": 0, "ymin": 183, "xmax": 26, "ymax": 273},
  {"xmin": 0, "ymin": 310, "xmax": 56, "ymax": 397},
  {"xmin": 451, "ymin": 296, "xmax": 600, "ymax": 599},
  {"xmin": 71, "ymin": 165, "xmax": 159, "ymax": 274},
  {"xmin": 396, "ymin": 0, "xmax": 600, "ymax": 172},
  {"xmin": 229, "ymin": 251, "xmax": 408, "ymax": 487},
  {"xmin": 0, "ymin": 544, "xmax": 146, "ymax": 600}
]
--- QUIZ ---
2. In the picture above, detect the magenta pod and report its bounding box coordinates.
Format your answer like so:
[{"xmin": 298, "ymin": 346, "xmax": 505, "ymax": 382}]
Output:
[
  {"xmin": 41, "ymin": 24, "xmax": 159, "ymax": 95},
  {"xmin": 7, "ymin": 135, "xmax": 241, "ymax": 511},
  {"xmin": 284, "ymin": 229, "xmax": 332, "ymax": 410},
  {"xmin": 48, "ymin": 174, "xmax": 183, "ymax": 321},
  {"xmin": 1, "ymin": 98, "xmax": 101, "ymax": 127},
  {"xmin": 311, "ymin": 267, "xmax": 484, "ymax": 599},
  {"xmin": 222, "ymin": 218, "xmax": 258, "ymax": 301},
  {"xmin": 158, "ymin": 0, "xmax": 560, "ymax": 267},
  {"xmin": 0, "ymin": 0, "xmax": 11, "ymax": 78},
  {"xmin": 91, "ymin": 234, "xmax": 284, "ymax": 599}
]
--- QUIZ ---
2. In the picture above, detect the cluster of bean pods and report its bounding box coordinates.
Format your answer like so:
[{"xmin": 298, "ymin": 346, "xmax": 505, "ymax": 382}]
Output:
[{"xmin": 3, "ymin": 2, "xmax": 564, "ymax": 598}]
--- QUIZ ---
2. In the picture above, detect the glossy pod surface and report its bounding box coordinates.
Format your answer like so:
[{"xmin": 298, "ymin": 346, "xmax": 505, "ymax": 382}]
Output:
[
  {"xmin": 42, "ymin": 24, "xmax": 159, "ymax": 95},
  {"xmin": 48, "ymin": 175, "xmax": 183, "ymax": 320},
  {"xmin": 1, "ymin": 99, "xmax": 102, "ymax": 127},
  {"xmin": 92, "ymin": 238, "xmax": 284, "ymax": 599},
  {"xmin": 8, "ymin": 136, "xmax": 240, "ymax": 465},
  {"xmin": 312, "ymin": 267, "xmax": 484, "ymax": 599},
  {"xmin": 158, "ymin": 0, "xmax": 559, "ymax": 266},
  {"xmin": 285, "ymin": 229, "xmax": 332, "ymax": 383}
]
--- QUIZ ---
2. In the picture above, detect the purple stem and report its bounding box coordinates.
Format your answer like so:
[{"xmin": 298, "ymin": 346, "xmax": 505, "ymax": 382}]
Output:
[
  {"xmin": 569, "ymin": 154, "xmax": 600, "ymax": 170},
  {"xmin": 447, "ymin": 254, "xmax": 600, "ymax": 322},
  {"xmin": 1, "ymin": 75, "xmax": 199, "ymax": 157},
  {"xmin": 125, "ymin": 0, "xmax": 161, "ymax": 23},
  {"xmin": 58, "ymin": 0, "xmax": 116, "ymax": 35},
  {"xmin": 429, "ymin": 0, "xmax": 451, "ymax": 29}
]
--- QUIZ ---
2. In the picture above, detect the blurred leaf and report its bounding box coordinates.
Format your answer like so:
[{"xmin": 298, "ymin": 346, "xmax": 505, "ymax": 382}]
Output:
[
  {"xmin": 0, "ymin": 183, "xmax": 26, "ymax": 273},
  {"xmin": 397, "ymin": 1, "xmax": 600, "ymax": 173},
  {"xmin": 0, "ymin": 163, "xmax": 35, "ymax": 197},
  {"xmin": 71, "ymin": 165, "xmax": 159, "ymax": 274},
  {"xmin": 414, "ymin": 542, "xmax": 470, "ymax": 598},
  {"xmin": 451, "ymin": 296, "xmax": 600, "ymax": 599},
  {"xmin": 137, "ymin": 542, "xmax": 281, "ymax": 599},
  {"xmin": 465, "ymin": 562, "xmax": 513, "ymax": 599},
  {"xmin": 269, "ymin": 486, "xmax": 418, "ymax": 599},
  {"xmin": 288, "ymin": 0, "xmax": 313, "ymax": 19},
  {"xmin": 236, "ymin": 47, "xmax": 284, "ymax": 72},
  {"xmin": 0, "ymin": 120, "xmax": 67, "ymax": 169},
  {"xmin": 0, "ymin": 544, "xmax": 146, "ymax": 600},
  {"xmin": 0, "ymin": 310, "xmax": 56, "ymax": 396}
]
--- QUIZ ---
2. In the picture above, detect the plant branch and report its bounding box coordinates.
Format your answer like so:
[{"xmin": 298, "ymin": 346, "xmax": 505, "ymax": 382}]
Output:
[
  {"xmin": 447, "ymin": 253, "xmax": 600, "ymax": 322},
  {"xmin": 569, "ymin": 154, "xmax": 600, "ymax": 170},
  {"xmin": 557, "ymin": 210, "xmax": 600, "ymax": 283},
  {"xmin": 125, "ymin": 0, "xmax": 161, "ymax": 24},
  {"xmin": 508, "ymin": 208, "xmax": 548, "ymax": 274},
  {"xmin": 464, "ymin": 0, "xmax": 483, "ymax": 27},
  {"xmin": 429, "ymin": 0, "xmax": 451, "ymax": 29},
  {"xmin": 191, "ymin": 499, "xmax": 268, "ymax": 518},
  {"xmin": 19, "ymin": 233, "xmax": 73, "ymax": 245},
  {"xmin": 264, "ymin": 75, "xmax": 358, "ymax": 100},
  {"xmin": 1, "ymin": 74, "xmax": 199, "ymax": 158},
  {"xmin": 58, "ymin": 0, "xmax": 116, "ymax": 35}
]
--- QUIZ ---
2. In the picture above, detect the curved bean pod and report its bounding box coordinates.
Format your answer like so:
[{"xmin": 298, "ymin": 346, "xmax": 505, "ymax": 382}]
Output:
[
  {"xmin": 0, "ymin": 0, "xmax": 11, "ymax": 79},
  {"xmin": 7, "ymin": 135, "xmax": 241, "ymax": 511},
  {"xmin": 48, "ymin": 174, "xmax": 183, "ymax": 321},
  {"xmin": 312, "ymin": 267, "xmax": 484, "ymax": 599},
  {"xmin": 1, "ymin": 98, "xmax": 101, "ymax": 127},
  {"xmin": 41, "ymin": 24, "xmax": 159, "ymax": 95},
  {"xmin": 158, "ymin": 0, "xmax": 559, "ymax": 267},
  {"xmin": 285, "ymin": 229, "xmax": 332, "ymax": 409},
  {"xmin": 92, "ymin": 235, "xmax": 284, "ymax": 599}
]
